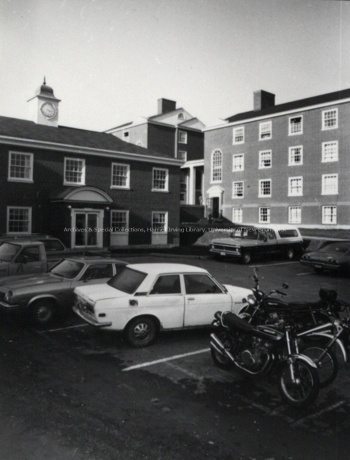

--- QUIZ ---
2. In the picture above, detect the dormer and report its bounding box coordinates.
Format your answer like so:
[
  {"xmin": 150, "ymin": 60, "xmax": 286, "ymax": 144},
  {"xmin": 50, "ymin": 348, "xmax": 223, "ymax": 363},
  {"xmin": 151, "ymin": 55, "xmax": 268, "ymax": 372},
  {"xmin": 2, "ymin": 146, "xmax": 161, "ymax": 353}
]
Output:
[{"xmin": 27, "ymin": 78, "xmax": 61, "ymax": 127}]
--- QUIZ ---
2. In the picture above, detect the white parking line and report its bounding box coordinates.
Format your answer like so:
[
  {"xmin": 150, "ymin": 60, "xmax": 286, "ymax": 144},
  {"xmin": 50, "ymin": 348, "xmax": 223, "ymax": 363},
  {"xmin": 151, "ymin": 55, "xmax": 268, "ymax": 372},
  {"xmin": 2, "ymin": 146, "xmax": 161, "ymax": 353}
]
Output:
[
  {"xmin": 297, "ymin": 272, "xmax": 314, "ymax": 276},
  {"xmin": 250, "ymin": 261, "xmax": 298, "ymax": 268},
  {"xmin": 123, "ymin": 348, "xmax": 210, "ymax": 372},
  {"xmin": 36, "ymin": 323, "xmax": 89, "ymax": 334}
]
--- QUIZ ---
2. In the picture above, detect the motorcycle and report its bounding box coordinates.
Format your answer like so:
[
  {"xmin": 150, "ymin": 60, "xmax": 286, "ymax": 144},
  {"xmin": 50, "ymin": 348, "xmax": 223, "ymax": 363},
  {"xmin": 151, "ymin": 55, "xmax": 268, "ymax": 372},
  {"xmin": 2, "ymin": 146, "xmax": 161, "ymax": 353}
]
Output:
[{"xmin": 210, "ymin": 310, "xmax": 320, "ymax": 408}]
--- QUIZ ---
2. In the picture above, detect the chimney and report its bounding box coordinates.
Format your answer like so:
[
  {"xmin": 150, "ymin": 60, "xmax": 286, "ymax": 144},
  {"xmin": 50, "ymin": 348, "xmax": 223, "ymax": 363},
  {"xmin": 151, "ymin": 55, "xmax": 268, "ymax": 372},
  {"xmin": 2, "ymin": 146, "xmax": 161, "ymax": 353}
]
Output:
[
  {"xmin": 253, "ymin": 90, "xmax": 275, "ymax": 111},
  {"xmin": 157, "ymin": 98, "xmax": 176, "ymax": 115}
]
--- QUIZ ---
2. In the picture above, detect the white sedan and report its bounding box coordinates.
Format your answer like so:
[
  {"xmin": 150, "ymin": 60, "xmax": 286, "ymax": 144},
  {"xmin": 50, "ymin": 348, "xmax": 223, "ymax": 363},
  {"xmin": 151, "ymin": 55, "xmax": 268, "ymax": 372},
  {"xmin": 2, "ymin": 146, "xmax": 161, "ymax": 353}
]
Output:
[{"xmin": 73, "ymin": 263, "xmax": 251, "ymax": 347}]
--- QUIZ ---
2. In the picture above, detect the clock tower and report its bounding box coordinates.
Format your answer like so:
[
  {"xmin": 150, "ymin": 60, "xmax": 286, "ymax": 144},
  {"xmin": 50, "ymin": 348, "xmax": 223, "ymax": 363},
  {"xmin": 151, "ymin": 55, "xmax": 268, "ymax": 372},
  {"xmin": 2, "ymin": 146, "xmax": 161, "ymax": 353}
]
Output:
[{"xmin": 28, "ymin": 78, "xmax": 61, "ymax": 127}]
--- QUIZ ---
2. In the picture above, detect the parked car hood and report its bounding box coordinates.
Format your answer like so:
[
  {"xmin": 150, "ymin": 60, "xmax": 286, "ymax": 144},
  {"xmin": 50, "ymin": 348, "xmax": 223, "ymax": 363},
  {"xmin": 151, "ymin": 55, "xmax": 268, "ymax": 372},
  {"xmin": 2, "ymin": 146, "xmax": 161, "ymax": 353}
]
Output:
[
  {"xmin": 304, "ymin": 250, "xmax": 345, "ymax": 262},
  {"xmin": 223, "ymin": 284, "xmax": 251, "ymax": 300},
  {"xmin": 0, "ymin": 273, "xmax": 62, "ymax": 291},
  {"xmin": 74, "ymin": 283, "xmax": 128, "ymax": 304}
]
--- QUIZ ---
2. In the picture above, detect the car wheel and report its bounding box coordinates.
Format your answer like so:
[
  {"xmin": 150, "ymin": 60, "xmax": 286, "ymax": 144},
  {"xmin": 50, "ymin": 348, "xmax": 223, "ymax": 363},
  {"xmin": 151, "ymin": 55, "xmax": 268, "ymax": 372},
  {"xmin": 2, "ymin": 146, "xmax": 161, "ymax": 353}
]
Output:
[
  {"xmin": 125, "ymin": 317, "xmax": 158, "ymax": 348},
  {"xmin": 287, "ymin": 248, "xmax": 295, "ymax": 260},
  {"xmin": 30, "ymin": 300, "xmax": 55, "ymax": 325},
  {"xmin": 241, "ymin": 252, "xmax": 251, "ymax": 264}
]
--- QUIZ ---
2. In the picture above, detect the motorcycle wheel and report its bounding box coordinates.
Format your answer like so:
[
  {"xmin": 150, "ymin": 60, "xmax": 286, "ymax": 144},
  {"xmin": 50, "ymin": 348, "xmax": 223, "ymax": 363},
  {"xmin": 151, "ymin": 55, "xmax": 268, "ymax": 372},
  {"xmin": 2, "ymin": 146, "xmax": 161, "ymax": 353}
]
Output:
[
  {"xmin": 210, "ymin": 331, "xmax": 235, "ymax": 370},
  {"xmin": 278, "ymin": 359, "xmax": 320, "ymax": 408},
  {"xmin": 301, "ymin": 346, "xmax": 338, "ymax": 388}
]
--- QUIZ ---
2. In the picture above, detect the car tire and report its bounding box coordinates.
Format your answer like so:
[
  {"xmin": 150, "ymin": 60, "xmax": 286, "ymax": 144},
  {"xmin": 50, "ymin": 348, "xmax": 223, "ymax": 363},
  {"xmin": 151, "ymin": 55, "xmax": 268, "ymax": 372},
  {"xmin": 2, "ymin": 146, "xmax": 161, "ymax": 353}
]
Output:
[
  {"xmin": 125, "ymin": 317, "xmax": 158, "ymax": 348},
  {"xmin": 30, "ymin": 300, "xmax": 55, "ymax": 325},
  {"xmin": 241, "ymin": 251, "xmax": 251, "ymax": 264}
]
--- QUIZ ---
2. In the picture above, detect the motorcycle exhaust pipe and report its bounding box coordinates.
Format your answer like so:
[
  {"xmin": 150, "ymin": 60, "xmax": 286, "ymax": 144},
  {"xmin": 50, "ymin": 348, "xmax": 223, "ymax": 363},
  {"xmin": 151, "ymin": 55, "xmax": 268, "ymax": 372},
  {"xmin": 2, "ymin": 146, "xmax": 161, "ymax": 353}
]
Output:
[{"xmin": 210, "ymin": 333, "xmax": 235, "ymax": 363}]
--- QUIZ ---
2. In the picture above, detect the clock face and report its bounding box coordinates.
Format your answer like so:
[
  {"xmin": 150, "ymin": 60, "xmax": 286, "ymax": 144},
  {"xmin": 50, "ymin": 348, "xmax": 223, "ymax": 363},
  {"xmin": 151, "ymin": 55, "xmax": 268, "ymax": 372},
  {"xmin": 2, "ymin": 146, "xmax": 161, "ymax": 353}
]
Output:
[{"xmin": 40, "ymin": 102, "xmax": 57, "ymax": 119}]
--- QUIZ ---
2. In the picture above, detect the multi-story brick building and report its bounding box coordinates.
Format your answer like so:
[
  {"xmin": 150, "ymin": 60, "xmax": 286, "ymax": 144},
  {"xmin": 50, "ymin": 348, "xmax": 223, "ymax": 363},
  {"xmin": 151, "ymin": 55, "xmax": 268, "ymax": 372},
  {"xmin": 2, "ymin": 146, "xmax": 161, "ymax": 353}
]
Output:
[
  {"xmin": 204, "ymin": 88, "xmax": 350, "ymax": 228},
  {"xmin": 106, "ymin": 98, "xmax": 205, "ymax": 211},
  {"xmin": 0, "ymin": 81, "xmax": 182, "ymax": 249}
]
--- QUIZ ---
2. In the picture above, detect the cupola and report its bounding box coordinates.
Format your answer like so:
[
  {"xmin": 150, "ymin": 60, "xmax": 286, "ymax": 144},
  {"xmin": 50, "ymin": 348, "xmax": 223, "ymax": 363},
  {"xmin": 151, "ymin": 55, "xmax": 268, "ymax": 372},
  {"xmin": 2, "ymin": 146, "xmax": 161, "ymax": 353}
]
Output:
[{"xmin": 28, "ymin": 78, "xmax": 61, "ymax": 127}]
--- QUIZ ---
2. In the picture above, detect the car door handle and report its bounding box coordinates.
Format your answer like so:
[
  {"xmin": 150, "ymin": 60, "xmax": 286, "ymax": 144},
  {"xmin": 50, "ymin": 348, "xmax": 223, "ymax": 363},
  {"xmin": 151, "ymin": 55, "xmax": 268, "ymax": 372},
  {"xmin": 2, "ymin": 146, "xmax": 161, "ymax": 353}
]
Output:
[{"xmin": 187, "ymin": 297, "xmax": 195, "ymax": 301}]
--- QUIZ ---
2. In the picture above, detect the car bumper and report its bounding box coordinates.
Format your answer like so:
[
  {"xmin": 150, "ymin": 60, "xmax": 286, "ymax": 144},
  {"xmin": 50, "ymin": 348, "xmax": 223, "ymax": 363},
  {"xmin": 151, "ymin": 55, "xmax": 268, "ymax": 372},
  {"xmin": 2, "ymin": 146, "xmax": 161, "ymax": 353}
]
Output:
[
  {"xmin": 73, "ymin": 304, "xmax": 112, "ymax": 328},
  {"xmin": 210, "ymin": 248, "xmax": 241, "ymax": 258},
  {"xmin": 300, "ymin": 260, "xmax": 341, "ymax": 271},
  {"xmin": 0, "ymin": 300, "xmax": 21, "ymax": 311}
]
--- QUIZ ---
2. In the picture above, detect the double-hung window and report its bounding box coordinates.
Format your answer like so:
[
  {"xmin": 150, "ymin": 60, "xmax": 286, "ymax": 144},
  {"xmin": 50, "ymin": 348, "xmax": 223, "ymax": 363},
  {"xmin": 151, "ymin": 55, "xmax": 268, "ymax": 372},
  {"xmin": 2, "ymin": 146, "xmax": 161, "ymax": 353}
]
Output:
[
  {"xmin": 232, "ymin": 153, "xmax": 244, "ymax": 171},
  {"xmin": 232, "ymin": 208, "xmax": 243, "ymax": 223},
  {"xmin": 289, "ymin": 146, "xmax": 303, "ymax": 165},
  {"xmin": 233, "ymin": 127, "xmax": 244, "ymax": 144},
  {"xmin": 111, "ymin": 163, "xmax": 130, "ymax": 188},
  {"xmin": 259, "ymin": 207, "xmax": 270, "ymax": 223},
  {"xmin": 152, "ymin": 212, "xmax": 168, "ymax": 233},
  {"xmin": 211, "ymin": 149, "xmax": 222, "ymax": 182},
  {"xmin": 259, "ymin": 179, "xmax": 271, "ymax": 197},
  {"xmin": 322, "ymin": 206, "xmax": 337, "ymax": 224},
  {"xmin": 259, "ymin": 150, "xmax": 272, "ymax": 169},
  {"xmin": 289, "ymin": 206, "xmax": 302, "ymax": 224},
  {"xmin": 259, "ymin": 121, "xmax": 272, "ymax": 140},
  {"xmin": 322, "ymin": 174, "xmax": 338, "ymax": 195},
  {"xmin": 178, "ymin": 131, "xmax": 187, "ymax": 144},
  {"xmin": 322, "ymin": 141, "xmax": 338, "ymax": 162},
  {"xmin": 152, "ymin": 168, "xmax": 169, "ymax": 191},
  {"xmin": 64, "ymin": 158, "xmax": 85, "ymax": 185},
  {"xmin": 289, "ymin": 116, "xmax": 303, "ymax": 135},
  {"xmin": 232, "ymin": 181, "xmax": 244, "ymax": 198},
  {"xmin": 7, "ymin": 206, "xmax": 32, "ymax": 234},
  {"xmin": 288, "ymin": 177, "xmax": 303, "ymax": 196},
  {"xmin": 111, "ymin": 210, "xmax": 129, "ymax": 232},
  {"xmin": 322, "ymin": 109, "xmax": 338, "ymax": 130},
  {"xmin": 8, "ymin": 152, "xmax": 33, "ymax": 182}
]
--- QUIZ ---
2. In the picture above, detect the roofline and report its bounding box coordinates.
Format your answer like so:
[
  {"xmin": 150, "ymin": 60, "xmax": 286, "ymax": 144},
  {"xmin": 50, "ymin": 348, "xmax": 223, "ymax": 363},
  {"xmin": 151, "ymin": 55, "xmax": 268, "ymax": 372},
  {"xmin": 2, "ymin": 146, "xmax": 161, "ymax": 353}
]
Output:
[
  {"xmin": 106, "ymin": 118, "xmax": 203, "ymax": 133},
  {"xmin": 0, "ymin": 135, "xmax": 183, "ymax": 166},
  {"xmin": 204, "ymin": 96, "xmax": 350, "ymax": 132}
]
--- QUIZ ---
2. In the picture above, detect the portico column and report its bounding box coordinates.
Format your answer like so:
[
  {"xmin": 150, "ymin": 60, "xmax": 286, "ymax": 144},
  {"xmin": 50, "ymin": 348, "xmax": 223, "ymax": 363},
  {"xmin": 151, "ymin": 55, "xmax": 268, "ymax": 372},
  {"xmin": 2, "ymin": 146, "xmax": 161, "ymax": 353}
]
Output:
[{"xmin": 188, "ymin": 165, "xmax": 195, "ymax": 205}]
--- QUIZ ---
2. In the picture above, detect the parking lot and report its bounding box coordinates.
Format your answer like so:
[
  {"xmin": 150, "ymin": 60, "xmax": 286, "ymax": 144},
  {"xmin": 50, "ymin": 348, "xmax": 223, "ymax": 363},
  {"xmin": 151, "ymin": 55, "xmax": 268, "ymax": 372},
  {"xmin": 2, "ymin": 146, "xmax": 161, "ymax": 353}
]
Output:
[{"xmin": 1, "ymin": 255, "xmax": 350, "ymax": 459}]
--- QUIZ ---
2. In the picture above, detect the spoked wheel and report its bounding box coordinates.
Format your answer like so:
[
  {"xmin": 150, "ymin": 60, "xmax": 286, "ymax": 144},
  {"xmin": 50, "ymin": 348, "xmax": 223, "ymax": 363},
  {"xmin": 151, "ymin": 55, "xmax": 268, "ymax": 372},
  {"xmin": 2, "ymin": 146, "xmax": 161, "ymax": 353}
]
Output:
[
  {"xmin": 125, "ymin": 317, "xmax": 158, "ymax": 348},
  {"xmin": 279, "ymin": 359, "xmax": 320, "ymax": 408},
  {"xmin": 30, "ymin": 300, "xmax": 55, "ymax": 325},
  {"xmin": 210, "ymin": 331, "xmax": 234, "ymax": 370},
  {"xmin": 241, "ymin": 252, "xmax": 251, "ymax": 264},
  {"xmin": 301, "ymin": 346, "xmax": 338, "ymax": 387}
]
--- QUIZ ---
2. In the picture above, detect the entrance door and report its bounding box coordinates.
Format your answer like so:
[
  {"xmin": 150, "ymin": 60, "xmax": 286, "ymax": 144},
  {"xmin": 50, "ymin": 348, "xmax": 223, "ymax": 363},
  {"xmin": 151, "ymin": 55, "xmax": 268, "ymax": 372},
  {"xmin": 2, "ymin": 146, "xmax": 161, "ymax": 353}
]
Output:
[
  {"xmin": 72, "ymin": 210, "xmax": 103, "ymax": 248},
  {"xmin": 212, "ymin": 197, "xmax": 219, "ymax": 218}
]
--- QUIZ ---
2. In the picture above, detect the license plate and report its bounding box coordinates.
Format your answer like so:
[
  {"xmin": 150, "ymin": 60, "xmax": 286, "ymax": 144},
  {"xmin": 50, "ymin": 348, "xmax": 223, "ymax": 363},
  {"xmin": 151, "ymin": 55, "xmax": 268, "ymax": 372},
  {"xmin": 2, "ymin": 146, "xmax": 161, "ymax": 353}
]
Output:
[{"xmin": 220, "ymin": 251, "xmax": 226, "ymax": 256}]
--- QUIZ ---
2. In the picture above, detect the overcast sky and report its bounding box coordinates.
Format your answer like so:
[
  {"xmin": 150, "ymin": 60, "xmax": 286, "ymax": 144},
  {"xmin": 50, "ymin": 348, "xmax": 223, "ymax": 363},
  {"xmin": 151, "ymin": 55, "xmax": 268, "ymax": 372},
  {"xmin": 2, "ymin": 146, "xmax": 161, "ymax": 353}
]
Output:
[{"xmin": 0, "ymin": 0, "xmax": 349, "ymax": 131}]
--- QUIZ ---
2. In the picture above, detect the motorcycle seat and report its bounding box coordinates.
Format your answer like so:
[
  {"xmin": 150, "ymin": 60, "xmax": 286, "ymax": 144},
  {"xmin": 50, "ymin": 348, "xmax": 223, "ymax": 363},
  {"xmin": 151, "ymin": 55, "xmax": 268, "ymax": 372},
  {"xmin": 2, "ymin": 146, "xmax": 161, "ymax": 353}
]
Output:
[{"xmin": 223, "ymin": 311, "xmax": 255, "ymax": 332}]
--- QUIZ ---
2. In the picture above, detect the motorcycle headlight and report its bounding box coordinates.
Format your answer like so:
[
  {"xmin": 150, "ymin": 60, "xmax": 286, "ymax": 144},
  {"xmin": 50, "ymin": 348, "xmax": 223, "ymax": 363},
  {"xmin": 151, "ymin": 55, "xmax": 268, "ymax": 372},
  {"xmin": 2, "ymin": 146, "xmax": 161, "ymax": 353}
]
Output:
[{"xmin": 4, "ymin": 290, "xmax": 13, "ymax": 302}]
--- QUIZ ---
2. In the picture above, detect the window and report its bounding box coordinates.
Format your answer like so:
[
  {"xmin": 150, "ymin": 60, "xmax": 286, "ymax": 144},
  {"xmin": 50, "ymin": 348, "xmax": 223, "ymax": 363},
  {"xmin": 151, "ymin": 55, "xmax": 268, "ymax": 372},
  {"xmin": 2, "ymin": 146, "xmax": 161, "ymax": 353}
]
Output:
[
  {"xmin": 111, "ymin": 163, "xmax": 130, "ymax": 188},
  {"xmin": 178, "ymin": 150, "xmax": 187, "ymax": 161},
  {"xmin": 111, "ymin": 210, "xmax": 129, "ymax": 232},
  {"xmin": 289, "ymin": 146, "xmax": 303, "ymax": 166},
  {"xmin": 64, "ymin": 158, "xmax": 85, "ymax": 185},
  {"xmin": 232, "ymin": 154, "xmax": 244, "ymax": 171},
  {"xmin": 289, "ymin": 116, "xmax": 303, "ymax": 135},
  {"xmin": 259, "ymin": 179, "xmax": 271, "ymax": 197},
  {"xmin": 211, "ymin": 149, "xmax": 222, "ymax": 182},
  {"xmin": 7, "ymin": 207, "xmax": 32, "ymax": 234},
  {"xmin": 8, "ymin": 152, "xmax": 33, "ymax": 182},
  {"xmin": 259, "ymin": 150, "xmax": 272, "ymax": 169},
  {"xmin": 322, "ymin": 174, "xmax": 338, "ymax": 195},
  {"xmin": 123, "ymin": 131, "xmax": 129, "ymax": 139},
  {"xmin": 288, "ymin": 177, "xmax": 303, "ymax": 196},
  {"xmin": 178, "ymin": 130, "xmax": 187, "ymax": 144},
  {"xmin": 152, "ymin": 212, "xmax": 168, "ymax": 233},
  {"xmin": 232, "ymin": 181, "xmax": 244, "ymax": 198},
  {"xmin": 322, "ymin": 141, "xmax": 338, "ymax": 162},
  {"xmin": 150, "ymin": 275, "xmax": 181, "ymax": 295},
  {"xmin": 184, "ymin": 274, "xmax": 222, "ymax": 295},
  {"xmin": 259, "ymin": 121, "xmax": 272, "ymax": 140},
  {"xmin": 322, "ymin": 206, "xmax": 337, "ymax": 224},
  {"xmin": 259, "ymin": 207, "xmax": 270, "ymax": 223},
  {"xmin": 233, "ymin": 127, "xmax": 244, "ymax": 144},
  {"xmin": 152, "ymin": 168, "xmax": 169, "ymax": 191},
  {"xmin": 82, "ymin": 263, "xmax": 114, "ymax": 281},
  {"xmin": 178, "ymin": 113, "xmax": 184, "ymax": 121},
  {"xmin": 288, "ymin": 206, "xmax": 302, "ymax": 224},
  {"xmin": 232, "ymin": 208, "xmax": 243, "ymax": 223},
  {"xmin": 322, "ymin": 109, "xmax": 338, "ymax": 130}
]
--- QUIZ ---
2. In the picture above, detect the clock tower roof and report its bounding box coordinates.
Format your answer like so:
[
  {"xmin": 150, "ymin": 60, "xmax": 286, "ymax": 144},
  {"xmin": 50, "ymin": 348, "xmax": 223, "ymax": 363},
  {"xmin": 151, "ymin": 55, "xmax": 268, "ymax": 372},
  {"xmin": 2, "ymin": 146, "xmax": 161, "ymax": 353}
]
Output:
[{"xmin": 35, "ymin": 77, "xmax": 60, "ymax": 101}]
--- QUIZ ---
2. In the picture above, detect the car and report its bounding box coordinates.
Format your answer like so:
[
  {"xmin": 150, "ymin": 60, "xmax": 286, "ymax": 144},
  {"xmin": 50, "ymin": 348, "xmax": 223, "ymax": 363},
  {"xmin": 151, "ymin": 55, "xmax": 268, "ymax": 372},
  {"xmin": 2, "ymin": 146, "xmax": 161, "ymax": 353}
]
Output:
[
  {"xmin": 209, "ymin": 224, "xmax": 304, "ymax": 264},
  {"xmin": 0, "ymin": 257, "xmax": 126, "ymax": 325},
  {"xmin": 73, "ymin": 263, "xmax": 252, "ymax": 348},
  {"xmin": 300, "ymin": 241, "xmax": 350, "ymax": 274}
]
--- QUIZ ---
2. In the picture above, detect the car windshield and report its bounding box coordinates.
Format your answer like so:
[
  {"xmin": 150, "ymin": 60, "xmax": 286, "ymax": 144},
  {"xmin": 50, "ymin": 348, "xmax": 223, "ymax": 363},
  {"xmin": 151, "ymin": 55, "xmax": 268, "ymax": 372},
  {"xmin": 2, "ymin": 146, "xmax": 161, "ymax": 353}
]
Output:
[
  {"xmin": 319, "ymin": 243, "xmax": 350, "ymax": 254},
  {"xmin": 0, "ymin": 242, "xmax": 21, "ymax": 262},
  {"xmin": 107, "ymin": 267, "xmax": 147, "ymax": 294},
  {"xmin": 49, "ymin": 259, "xmax": 85, "ymax": 279}
]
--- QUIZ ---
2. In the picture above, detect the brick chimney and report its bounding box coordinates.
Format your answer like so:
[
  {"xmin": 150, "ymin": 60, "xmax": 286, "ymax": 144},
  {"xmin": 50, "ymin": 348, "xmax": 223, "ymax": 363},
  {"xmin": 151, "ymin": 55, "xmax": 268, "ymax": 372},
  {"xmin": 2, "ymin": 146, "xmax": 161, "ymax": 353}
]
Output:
[
  {"xmin": 158, "ymin": 98, "xmax": 176, "ymax": 114},
  {"xmin": 253, "ymin": 90, "xmax": 275, "ymax": 111}
]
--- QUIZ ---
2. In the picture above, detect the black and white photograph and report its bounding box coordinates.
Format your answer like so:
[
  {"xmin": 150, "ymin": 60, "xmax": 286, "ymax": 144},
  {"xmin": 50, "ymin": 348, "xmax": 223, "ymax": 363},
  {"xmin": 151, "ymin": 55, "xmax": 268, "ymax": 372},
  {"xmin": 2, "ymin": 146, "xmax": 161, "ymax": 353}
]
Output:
[{"xmin": 1, "ymin": 0, "xmax": 350, "ymax": 458}]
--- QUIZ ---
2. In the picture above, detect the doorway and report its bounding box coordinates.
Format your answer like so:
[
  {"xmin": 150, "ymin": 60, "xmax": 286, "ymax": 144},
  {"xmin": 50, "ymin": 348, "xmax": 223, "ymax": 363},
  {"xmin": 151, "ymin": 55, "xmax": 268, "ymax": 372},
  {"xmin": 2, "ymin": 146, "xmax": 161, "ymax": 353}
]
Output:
[{"xmin": 72, "ymin": 210, "xmax": 103, "ymax": 248}]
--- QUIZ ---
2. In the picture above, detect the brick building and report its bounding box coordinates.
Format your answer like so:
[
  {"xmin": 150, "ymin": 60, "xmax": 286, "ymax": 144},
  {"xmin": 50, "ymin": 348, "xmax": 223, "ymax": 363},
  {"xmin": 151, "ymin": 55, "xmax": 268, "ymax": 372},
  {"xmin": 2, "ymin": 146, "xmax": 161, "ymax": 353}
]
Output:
[
  {"xmin": 204, "ymin": 88, "xmax": 350, "ymax": 228},
  {"xmin": 0, "ymin": 81, "xmax": 182, "ymax": 249},
  {"xmin": 106, "ymin": 98, "xmax": 205, "ymax": 215}
]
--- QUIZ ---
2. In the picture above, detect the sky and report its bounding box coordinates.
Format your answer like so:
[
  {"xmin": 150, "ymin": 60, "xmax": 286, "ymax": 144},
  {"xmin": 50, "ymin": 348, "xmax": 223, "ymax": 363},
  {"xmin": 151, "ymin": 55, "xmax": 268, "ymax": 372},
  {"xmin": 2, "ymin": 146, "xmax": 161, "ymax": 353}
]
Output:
[{"xmin": 0, "ymin": 0, "xmax": 349, "ymax": 131}]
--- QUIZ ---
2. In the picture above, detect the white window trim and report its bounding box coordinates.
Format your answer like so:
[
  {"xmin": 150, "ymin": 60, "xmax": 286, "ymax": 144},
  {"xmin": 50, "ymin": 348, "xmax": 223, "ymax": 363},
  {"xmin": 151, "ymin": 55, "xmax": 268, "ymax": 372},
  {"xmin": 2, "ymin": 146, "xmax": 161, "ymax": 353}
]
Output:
[
  {"xmin": 259, "ymin": 121, "xmax": 272, "ymax": 141},
  {"xmin": 232, "ymin": 127, "xmax": 245, "ymax": 145},
  {"xmin": 178, "ymin": 130, "xmax": 188, "ymax": 144},
  {"xmin": 7, "ymin": 206, "xmax": 32, "ymax": 234},
  {"xmin": 259, "ymin": 207, "xmax": 270, "ymax": 224},
  {"xmin": 259, "ymin": 179, "xmax": 272, "ymax": 198},
  {"xmin": 259, "ymin": 150, "xmax": 272, "ymax": 169},
  {"xmin": 288, "ymin": 206, "xmax": 302, "ymax": 224},
  {"xmin": 178, "ymin": 150, "xmax": 187, "ymax": 162},
  {"xmin": 288, "ymin": 115, "xmax": 303, "ymax": 136},
  {"xmin": 232, "ymin": 181, "xmax": 244, "ymax": 199},
  {"xmin": 322, "ymin": 108, "xmax": 338, "ymax": 130},
  {"xmin": 232, "ymin": 207, "xmax": 243, "ymax": 223},
  {"xmin": 232, "ymin": 153, "xmax": 244, "ymax": 172},
  {"xmin": 211, "ymin": 149, "xmax": 222, "ymax": 184},
  {"xmin": 63, "ymin": 157, "xmax": 86, "ymax": 186},
  {"xmin": 151, "ymin": 211, "xmax": 168, "ymax": 234},
  {"xmin": 110, "ymin": 210, "xmax": 129, "ymax": 233},
  {"xmin": 152, "ymin": 167, "xmax": 169, "ymax": 192},
  {"xmin": 322, "ymin": 141, "xmax": 339, "ymax": 163},
  {"xmin": 322, "ymin": 205, "xmax": 337, "ymax": 225},
  {"xmin": 288, "ymin": 176, "xmax": 303, "ymax": 197},
  {"xmin": 111, "ymin": 163, "xmax": 130, "ymax": 189},
  {"xmin": 8, "ymin": 151, "xmax": 34, "ymax": 183},
  {"xmin": 322, "ymin": 173, "xmax": 338, "ymax": 195},
  {"xmin": 288, "ymin": 145, "xmax": 303, "ymax": 166}
]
